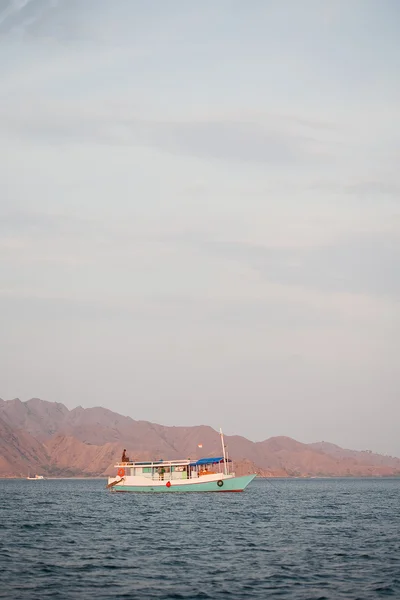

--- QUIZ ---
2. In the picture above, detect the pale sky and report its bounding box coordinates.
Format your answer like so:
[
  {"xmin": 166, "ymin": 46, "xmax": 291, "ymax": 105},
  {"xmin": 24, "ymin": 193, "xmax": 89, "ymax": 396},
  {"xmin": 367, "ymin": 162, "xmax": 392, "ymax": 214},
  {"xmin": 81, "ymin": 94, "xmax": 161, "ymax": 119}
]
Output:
[{"xmin": 1, "ymin": 0, "xmax": 399, "ymax": 456}]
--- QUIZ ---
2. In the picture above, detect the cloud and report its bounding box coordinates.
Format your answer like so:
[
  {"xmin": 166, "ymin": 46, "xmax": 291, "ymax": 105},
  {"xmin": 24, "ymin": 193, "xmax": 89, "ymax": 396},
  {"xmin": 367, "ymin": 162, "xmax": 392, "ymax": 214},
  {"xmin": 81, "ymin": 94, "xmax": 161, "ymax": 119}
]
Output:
[
  {"xmin": 0, "ymin": 210, "xmax": 89, "ymax": 235},
  {"xmin": 343, "ymin": 181, "xmax": 400, "ymax": 196},
  {"xmin": 0, "ymin": 0, "xmax": 33, "ymax": 23},
  {"xmin": 309, "ymin": 179, "xmax": 400, "ymax": 197},
  {"xmin": 0, "ymin": 0, "xmax": 185, "ymax": 44},
  {"xmin": 0, "ymin": 0, "xmax": 50, "ymax": 35},
  {"xmin": 169, "ymin": 230, "xmax": 400, "ymax": 299},
  {"xmin": 0, "ymin": 103, "xmax": 335, "ymax": 165},
  {"xmin": 0, "ymin": 210, "xmax": 103, "ymax": 268},
  {"xmin": 126, "ymin": 118, "xmax": 329, "ymax": 165},
  {"xmin": 0, "ymin": 278, "xmax": 366, "ymax": 331}
]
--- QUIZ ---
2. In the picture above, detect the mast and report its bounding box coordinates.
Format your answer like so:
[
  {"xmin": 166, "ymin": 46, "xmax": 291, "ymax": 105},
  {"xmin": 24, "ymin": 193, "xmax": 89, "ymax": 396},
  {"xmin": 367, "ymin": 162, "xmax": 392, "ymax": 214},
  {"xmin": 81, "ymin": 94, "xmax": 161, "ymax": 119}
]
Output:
[{"xmin": 220, "ymin": 427, "xmax": 227, "ymax": 475}]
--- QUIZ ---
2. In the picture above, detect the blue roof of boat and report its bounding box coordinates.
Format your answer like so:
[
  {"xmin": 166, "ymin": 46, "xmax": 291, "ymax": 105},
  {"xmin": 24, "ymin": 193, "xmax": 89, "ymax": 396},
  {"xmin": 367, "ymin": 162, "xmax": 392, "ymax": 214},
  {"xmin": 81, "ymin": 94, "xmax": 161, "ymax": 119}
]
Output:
[{"xmin": 189, "ymin": 457, "xmax": 231, "ymax": 466}]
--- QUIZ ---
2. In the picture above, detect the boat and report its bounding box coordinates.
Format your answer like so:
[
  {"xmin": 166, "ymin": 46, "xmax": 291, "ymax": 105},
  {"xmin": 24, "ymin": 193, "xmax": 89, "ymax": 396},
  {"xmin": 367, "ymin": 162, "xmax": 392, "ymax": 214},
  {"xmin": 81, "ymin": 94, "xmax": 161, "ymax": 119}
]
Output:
[
  {"xmin": 107, "ymin": 429, "xmax": 256, "ymax": 493},
  {"xmin": 27, "ymin": 474, "xmax": 44, "ymax": 480}
]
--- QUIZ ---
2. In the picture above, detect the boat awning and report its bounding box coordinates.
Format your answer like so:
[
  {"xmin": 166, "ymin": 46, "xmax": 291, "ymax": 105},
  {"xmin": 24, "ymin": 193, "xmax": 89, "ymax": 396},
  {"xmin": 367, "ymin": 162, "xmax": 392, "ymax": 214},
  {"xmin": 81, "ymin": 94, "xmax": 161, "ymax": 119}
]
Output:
[{"xmin": 189, "ymin": 457, "xmax": 232, "ymax": 467}]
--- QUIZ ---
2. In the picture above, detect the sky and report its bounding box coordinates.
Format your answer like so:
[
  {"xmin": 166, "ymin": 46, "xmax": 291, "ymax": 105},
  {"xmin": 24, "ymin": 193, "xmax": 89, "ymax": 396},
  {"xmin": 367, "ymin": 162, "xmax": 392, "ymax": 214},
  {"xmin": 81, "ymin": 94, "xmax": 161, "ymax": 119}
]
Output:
[{"xmin": 0, "ymin": 0, "xmax": 399, "ymax": 455}]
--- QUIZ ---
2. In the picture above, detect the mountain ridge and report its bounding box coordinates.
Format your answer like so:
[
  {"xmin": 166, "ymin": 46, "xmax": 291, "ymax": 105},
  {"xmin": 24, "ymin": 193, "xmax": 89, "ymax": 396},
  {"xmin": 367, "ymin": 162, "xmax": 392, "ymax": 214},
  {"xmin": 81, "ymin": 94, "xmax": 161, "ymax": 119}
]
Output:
[{"xmin": 0, "ymin": 397, "xmax": 399, "ymax": 478}]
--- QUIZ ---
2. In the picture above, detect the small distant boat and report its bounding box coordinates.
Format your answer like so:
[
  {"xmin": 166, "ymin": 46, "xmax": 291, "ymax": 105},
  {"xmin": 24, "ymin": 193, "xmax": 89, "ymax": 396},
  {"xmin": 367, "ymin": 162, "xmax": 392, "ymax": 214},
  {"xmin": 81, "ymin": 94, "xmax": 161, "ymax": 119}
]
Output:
[
  {"xmin": 107, "ymin": 429, "xmax": 256, "ymax": 493},
  {"xmin": 27, "ymin": 474, "xmax": 44, "ymax": 480}
]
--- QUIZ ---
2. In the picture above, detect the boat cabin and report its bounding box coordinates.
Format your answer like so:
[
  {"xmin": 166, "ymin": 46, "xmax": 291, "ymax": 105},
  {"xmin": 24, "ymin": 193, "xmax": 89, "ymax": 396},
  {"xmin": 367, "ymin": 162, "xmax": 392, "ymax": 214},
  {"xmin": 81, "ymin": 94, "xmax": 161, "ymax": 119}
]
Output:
[{"xmin": 115, "ymin": 457, "xmax": 233, "ymax": 481}]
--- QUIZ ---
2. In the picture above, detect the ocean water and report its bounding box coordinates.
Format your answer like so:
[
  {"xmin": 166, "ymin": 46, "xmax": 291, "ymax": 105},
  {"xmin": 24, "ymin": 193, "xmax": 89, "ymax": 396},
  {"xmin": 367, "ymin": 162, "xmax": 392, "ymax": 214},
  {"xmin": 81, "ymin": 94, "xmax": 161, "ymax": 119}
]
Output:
[{"xmin": 0, "ymin": 478, "xmax": 399, "ymax": 599}]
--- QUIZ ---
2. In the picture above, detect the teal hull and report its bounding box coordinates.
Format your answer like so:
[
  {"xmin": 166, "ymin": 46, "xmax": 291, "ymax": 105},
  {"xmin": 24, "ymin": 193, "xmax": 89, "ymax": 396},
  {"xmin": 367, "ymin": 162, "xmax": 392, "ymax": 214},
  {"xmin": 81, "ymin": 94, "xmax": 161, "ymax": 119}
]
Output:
[{"xmin": 112, "ymin": 474, "xmax": 256, "ymax": 493}]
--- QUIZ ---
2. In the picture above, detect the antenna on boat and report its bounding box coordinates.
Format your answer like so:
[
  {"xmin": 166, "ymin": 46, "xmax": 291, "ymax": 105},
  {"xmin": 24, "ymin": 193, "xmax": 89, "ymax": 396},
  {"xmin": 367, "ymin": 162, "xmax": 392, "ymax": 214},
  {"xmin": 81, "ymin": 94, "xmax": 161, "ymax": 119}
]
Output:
[{"xmin": 220, "ymin": 427, "xmax": 227, "ymax": 475}]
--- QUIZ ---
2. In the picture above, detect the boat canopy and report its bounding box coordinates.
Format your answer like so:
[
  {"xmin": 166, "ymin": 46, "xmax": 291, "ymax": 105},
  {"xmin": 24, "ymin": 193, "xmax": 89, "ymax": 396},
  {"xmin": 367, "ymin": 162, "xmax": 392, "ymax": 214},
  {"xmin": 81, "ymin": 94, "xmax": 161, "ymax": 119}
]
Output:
[{"xmin": 189, "ymin": 457, "xmax": 232, "ymax": 467}]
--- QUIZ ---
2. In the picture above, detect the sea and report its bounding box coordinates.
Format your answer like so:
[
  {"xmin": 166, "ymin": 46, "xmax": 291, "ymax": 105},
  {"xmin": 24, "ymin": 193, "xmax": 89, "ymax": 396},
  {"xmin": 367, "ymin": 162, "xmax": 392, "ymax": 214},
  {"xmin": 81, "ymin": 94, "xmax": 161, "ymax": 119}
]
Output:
[{"xmin": 0, "ymin": 478, "xmax": 399, "ymax": 599}]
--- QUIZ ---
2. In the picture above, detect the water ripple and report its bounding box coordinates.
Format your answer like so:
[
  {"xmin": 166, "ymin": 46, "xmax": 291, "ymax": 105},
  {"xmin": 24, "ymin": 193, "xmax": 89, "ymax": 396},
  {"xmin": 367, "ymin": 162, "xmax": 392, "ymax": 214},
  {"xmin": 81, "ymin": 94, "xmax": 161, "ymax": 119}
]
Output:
[{"xmin": 0, "ymin": 478, "xmax": 399, "ymax": 599}]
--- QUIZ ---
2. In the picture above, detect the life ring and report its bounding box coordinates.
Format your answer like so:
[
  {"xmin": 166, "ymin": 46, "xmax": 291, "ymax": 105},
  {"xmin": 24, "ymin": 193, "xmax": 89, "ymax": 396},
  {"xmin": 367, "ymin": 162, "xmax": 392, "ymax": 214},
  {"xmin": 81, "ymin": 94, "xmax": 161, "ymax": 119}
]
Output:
[
  {"xmin": 117, "ymin": 468, "xmax": 125, "ymax": 478},
  {"xmin": 217, "ymin": 480, "xmax": 224, "ymax": 487},
  {"xmin": 166, "ymin": 481, "xmax": 171, "ymax": 488}
]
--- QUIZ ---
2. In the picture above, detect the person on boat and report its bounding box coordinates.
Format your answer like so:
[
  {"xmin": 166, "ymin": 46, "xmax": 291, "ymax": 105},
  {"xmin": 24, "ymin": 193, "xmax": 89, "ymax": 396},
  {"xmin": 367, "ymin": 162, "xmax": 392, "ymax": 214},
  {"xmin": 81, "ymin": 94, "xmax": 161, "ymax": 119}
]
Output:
[
  {"xmin": 158, "ymin": 466, "xmax": 165, "ymax": 480},
  {"xmin": 121, "ymin": 449, "xmax": 129, "ymax": 463}
]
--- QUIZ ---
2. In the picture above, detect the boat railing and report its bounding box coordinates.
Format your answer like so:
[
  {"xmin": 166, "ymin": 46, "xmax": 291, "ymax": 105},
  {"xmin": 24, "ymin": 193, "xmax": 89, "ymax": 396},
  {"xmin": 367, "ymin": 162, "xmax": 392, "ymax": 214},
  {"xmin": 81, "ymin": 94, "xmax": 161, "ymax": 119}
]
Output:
[
  {"xmin": 115, "ymin": 459, "xmax": 190, "ymax": 468},
  {"xmin": 150, "ymin": 472, "xmax": 199, "ymax": 481}
]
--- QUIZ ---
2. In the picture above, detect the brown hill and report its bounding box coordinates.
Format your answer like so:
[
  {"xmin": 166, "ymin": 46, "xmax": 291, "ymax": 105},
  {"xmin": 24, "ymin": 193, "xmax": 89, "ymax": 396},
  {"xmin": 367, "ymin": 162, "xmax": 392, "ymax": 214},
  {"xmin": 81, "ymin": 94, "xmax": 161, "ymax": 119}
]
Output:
[
  {"xmin": 0, "ymin": 415, "xmax": 50, "ymax": 477},
  {"xmin": 0, "ymin": 397, "xmax": 399, "ymax": 478},
  {"xmin": 309, "ymin": 441, "xmax": 400, "ymax": 468},
  {"xmin": 0, "ymin": 397, "xmax": 69, "ymax": 440},
  {"xmin": 43, "ymin": 435, "xmax": 121, "ymax": 477}
]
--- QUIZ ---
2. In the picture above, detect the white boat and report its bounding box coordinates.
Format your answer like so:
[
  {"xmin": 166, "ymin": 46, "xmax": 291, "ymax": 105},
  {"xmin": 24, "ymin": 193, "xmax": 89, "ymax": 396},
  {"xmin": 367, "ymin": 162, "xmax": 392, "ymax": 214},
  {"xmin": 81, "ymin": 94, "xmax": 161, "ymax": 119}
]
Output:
[
  {"xmin": 26, "ymin": 474, "xmax": 45, "ymax": 480},
  {"xmin": 107, "ymin": 429, "xmax": 255, "ymax": 493}
]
